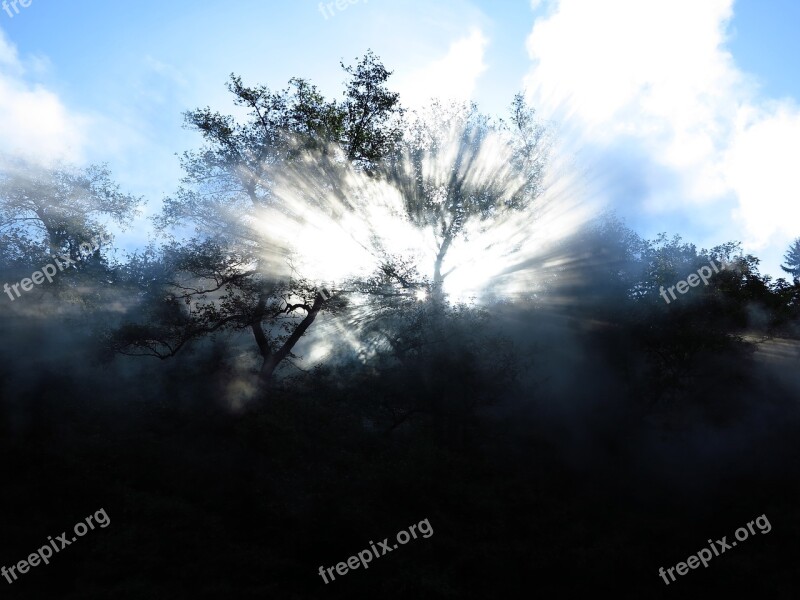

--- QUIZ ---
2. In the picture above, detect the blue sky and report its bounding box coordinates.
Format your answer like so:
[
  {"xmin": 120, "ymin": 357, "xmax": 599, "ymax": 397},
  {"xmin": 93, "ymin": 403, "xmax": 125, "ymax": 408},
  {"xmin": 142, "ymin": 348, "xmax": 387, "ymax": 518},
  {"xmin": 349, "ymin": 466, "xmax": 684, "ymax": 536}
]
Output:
[{"xmin": 1, "ymin": 0, "xmax": 799, "ymax": 277}]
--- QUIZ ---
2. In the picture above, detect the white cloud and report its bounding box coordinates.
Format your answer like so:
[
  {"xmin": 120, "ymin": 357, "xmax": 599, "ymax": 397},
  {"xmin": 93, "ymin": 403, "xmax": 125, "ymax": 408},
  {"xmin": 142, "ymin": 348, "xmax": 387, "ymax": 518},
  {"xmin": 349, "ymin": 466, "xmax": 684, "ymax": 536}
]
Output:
[
  {"xmin": 0, "ymin": 29, "xmax": 87, "ymax": 164},
  {"xmin": 523, "ymin": 0, "xmax": 800, "ymax": 269},
  {"xmin": 723, "ymin": 102, "xmax": 800, "ymax": 245},
  {"xmin": 395, "ymin": 28, "xmax": 489, "ymax": 109},
  {"xmin": 0, "ymin": 29, "xmax": 20, "ymax": 69}
]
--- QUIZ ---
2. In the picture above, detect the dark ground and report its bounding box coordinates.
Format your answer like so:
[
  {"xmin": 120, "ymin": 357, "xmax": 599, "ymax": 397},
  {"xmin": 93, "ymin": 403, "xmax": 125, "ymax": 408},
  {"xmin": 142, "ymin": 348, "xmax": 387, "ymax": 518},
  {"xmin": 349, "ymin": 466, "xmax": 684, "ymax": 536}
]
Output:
[{"xmin": 1, "ymin": 305, "xmax": 798, "ymax": 599}]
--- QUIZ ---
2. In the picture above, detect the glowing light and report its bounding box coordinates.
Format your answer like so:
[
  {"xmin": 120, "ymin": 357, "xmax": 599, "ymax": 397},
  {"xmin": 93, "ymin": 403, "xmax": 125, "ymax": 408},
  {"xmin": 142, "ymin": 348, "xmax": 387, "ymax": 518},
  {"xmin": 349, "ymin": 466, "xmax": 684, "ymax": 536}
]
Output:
[{"xmin": 246, "ymin": 127, "xmax": 598, "ymax": 337}]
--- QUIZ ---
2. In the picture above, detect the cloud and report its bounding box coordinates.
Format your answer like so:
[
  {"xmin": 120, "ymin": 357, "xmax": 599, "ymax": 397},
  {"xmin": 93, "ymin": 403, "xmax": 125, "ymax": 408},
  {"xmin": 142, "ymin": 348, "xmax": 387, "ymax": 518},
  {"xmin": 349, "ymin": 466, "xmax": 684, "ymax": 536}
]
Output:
[
  {"xmin": 395, "ymin": 28, "xmax": 489, "ymax": 109},
  {"xmin": 0, "ymin": 28, "xmax": 20, "ymax": 69},
  {"xmin": 522, "ymin": 0, "xmax": 800, "ymax": 268},
  {"xmin": 723, "ymin": 102, "xmax": 800, "ymax": 245},
  {"xmin": 0, "ymin": 28, "xmax": 87, "ymax": 164}
]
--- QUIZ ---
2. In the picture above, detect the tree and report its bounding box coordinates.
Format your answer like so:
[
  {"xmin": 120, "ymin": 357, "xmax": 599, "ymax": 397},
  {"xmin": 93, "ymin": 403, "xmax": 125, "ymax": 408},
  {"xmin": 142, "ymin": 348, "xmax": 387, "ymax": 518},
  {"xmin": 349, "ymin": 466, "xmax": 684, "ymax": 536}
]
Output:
[
  {"xmin": 115, "ymin": 52, "xmax": 404, "ymax": 390},
  {"xmin": 0, "ymin": 157, "xmax": 141, "ymax": 301},
  {"xmin": 383, "ymin": 95, "xmax": 548, "ymax": 301},
  {"xmin": 160, "ymin": 50, "xmax": 402, "ymax": 226},
  {"xmin": 780, "ymin": 238, "xmax": 800, "ymax": 279}
]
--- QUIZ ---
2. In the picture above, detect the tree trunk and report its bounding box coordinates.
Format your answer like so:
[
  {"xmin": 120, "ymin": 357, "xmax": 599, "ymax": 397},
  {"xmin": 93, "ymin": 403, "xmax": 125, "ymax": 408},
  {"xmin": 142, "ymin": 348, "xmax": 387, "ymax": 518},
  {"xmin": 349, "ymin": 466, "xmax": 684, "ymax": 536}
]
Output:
[
  {"xmin": 432, "ymin": 234, "xmax": 453, "ymax": 303},
  {"xmin": 258, "ymin": 292, "xmax": 327, "ymax": 387}
]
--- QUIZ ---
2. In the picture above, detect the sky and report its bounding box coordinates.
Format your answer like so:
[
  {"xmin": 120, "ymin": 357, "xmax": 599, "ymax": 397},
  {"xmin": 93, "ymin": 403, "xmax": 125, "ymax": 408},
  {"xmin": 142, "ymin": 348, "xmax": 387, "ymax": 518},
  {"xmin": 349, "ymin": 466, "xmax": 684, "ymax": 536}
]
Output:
[{"xmin": 1, "ymin": 0, "xmax": 798, "ymax": 277}]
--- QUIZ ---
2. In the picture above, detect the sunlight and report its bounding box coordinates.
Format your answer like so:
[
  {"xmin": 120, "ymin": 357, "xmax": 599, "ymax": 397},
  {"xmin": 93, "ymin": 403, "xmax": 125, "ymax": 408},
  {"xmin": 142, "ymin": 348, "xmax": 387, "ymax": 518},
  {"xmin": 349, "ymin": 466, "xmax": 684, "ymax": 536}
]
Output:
[{"xmin": 250, "ymin": 127, "xmax": 599, "ymax": 315}]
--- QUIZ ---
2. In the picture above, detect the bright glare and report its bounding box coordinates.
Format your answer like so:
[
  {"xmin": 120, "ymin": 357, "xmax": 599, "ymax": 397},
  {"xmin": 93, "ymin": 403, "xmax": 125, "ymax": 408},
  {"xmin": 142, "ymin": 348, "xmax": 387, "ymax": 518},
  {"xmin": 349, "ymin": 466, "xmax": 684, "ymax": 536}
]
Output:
[
  {"xmin": 240, "ymin": 129, "xmax": 603, "ymax": 370},
  {"xmin": 250, "ymin": 131, "xmax": 597, "ymax": 308}
]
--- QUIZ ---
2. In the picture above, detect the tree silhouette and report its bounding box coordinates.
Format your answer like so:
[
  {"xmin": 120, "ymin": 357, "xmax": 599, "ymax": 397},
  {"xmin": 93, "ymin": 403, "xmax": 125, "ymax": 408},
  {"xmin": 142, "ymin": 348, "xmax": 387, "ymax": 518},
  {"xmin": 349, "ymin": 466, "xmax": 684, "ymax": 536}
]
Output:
[
  {"xmin": 113, "ymin": 52, "xmax": 403, "ymax": 390},
  {"xmin": 780, "ymin": 237, "xmax": 800, "ymax": 279},
  {"xmin": 0, "ymin": 157, "xmax": 141, "ymax": 303},
  {"xmin": 383, "ymin": 95, "xmax": 548, "ymax": 301}
]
